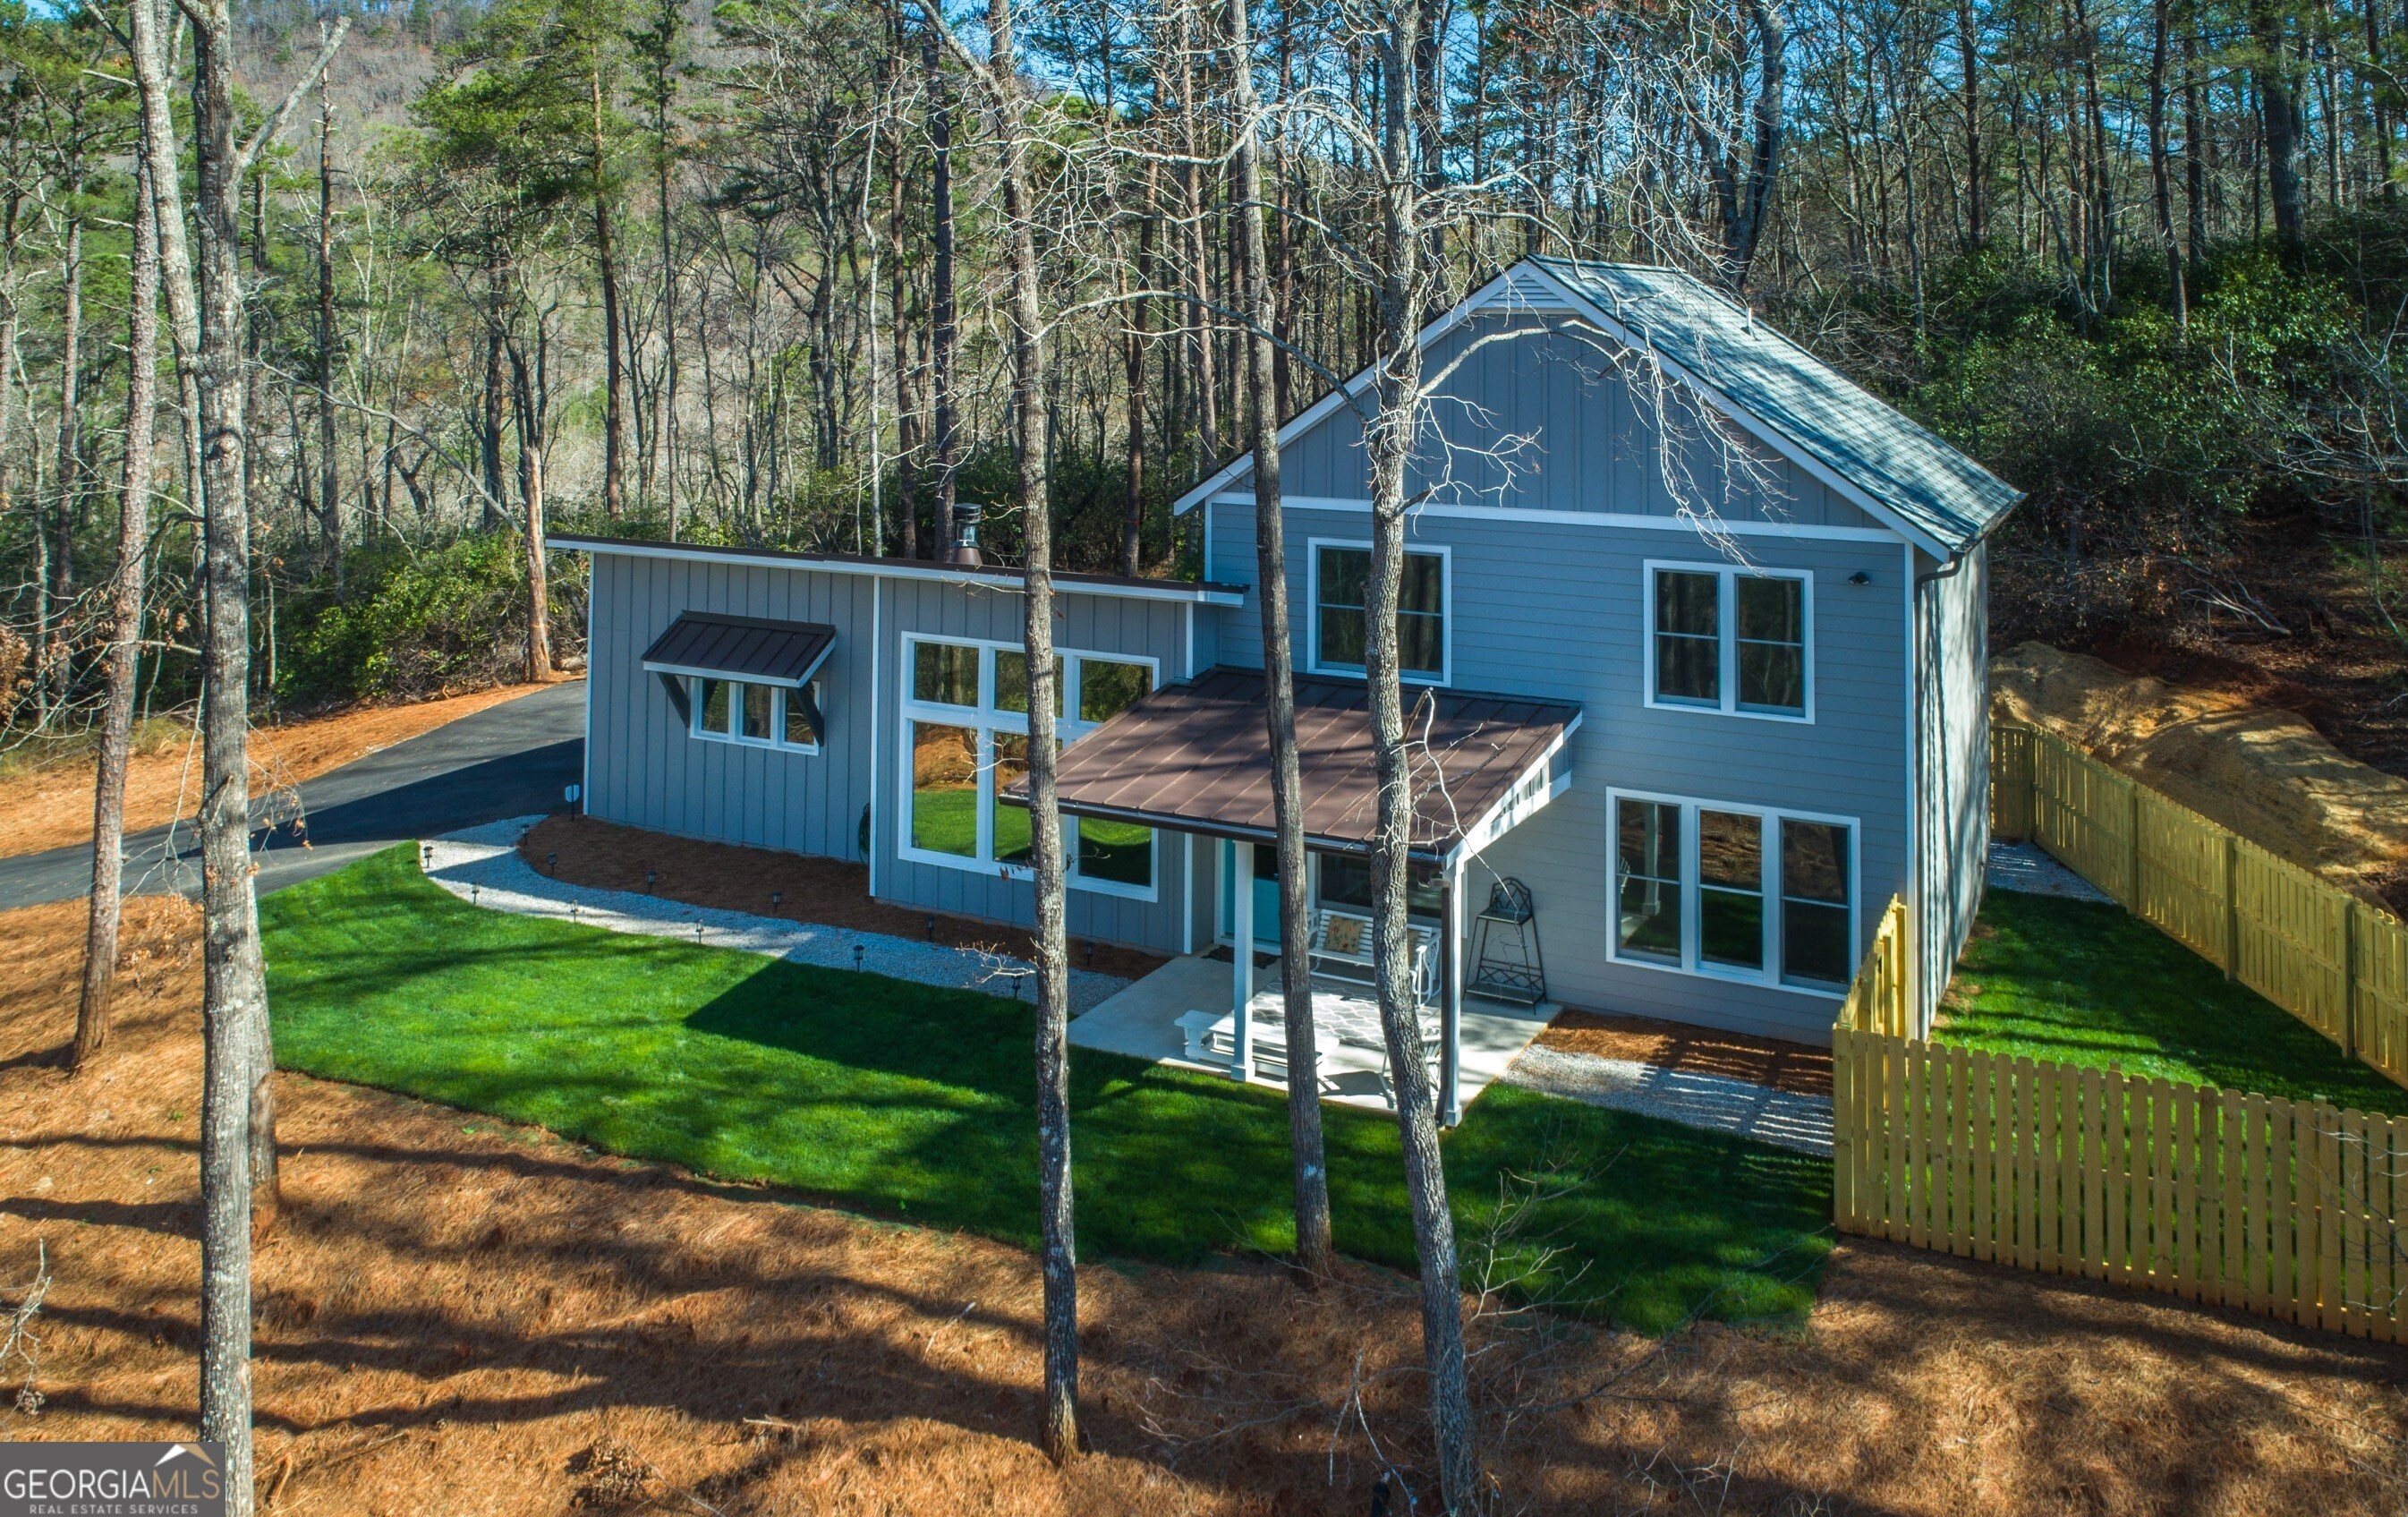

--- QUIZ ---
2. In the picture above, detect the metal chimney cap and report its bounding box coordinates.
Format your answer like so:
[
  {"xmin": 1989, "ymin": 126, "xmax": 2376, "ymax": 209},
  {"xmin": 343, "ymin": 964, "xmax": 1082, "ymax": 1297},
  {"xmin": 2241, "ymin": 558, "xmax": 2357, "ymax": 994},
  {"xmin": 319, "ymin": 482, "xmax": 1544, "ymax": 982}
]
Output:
[{"xmin": 949, "ymin": 502, "xmax": 984, "ymax": 567}]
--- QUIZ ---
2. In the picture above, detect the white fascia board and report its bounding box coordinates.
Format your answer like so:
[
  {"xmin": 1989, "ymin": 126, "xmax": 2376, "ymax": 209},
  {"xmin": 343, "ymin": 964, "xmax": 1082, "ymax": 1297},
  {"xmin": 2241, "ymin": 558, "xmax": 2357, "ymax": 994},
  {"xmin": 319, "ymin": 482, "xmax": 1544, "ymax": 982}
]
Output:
[
  {"xmin": 1510, "ymin": 260, "xmax": 1956, "ymax": 559},
  {"xmin": 1170, "ymin": 269, "xmax": 1525, "ymax": 517},
  {"xmin": 561, "ymin": 536, "xmax": 1245, "ymax": 607}
]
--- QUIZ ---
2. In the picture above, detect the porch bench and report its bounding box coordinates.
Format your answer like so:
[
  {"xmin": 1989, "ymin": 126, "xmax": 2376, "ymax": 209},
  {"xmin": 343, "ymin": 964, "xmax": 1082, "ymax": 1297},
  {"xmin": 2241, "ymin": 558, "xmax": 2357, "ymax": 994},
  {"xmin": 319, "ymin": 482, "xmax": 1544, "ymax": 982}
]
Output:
[{"xmin": 1306, "ymin": 908, "xmax": 1439, "ymax": 1008}]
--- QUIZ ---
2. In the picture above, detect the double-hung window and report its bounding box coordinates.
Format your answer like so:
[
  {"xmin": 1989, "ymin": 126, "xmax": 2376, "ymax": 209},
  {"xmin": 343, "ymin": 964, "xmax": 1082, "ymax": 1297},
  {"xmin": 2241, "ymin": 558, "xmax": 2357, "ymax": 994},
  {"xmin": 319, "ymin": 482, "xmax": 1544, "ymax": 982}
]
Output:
[
  {"xmin": 1312, "ymin": 541, "xmax": 1447, "ymax": 683},
  {"xmin": 899, "ymin": 635, "xmax": 1160, "ymax": 896},
  {"xmin": 690, "ymin": 676, "xmax": 821, "ymax": 754},
  {"xmin": 1610, "ymin": 790, "xmax": 1855, "ymax": 992},
  {"xmin": 1645, "ymin": 562, "xmax": 1811, "ymax": 720}
]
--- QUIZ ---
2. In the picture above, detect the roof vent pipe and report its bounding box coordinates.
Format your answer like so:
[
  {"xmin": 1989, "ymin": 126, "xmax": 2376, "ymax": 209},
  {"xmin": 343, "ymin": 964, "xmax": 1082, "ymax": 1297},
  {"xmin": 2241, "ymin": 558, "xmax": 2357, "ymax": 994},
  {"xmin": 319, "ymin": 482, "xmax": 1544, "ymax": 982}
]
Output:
[{"xmin": 949, "ymin": 502, "xmax": 983, "ymax": 567}]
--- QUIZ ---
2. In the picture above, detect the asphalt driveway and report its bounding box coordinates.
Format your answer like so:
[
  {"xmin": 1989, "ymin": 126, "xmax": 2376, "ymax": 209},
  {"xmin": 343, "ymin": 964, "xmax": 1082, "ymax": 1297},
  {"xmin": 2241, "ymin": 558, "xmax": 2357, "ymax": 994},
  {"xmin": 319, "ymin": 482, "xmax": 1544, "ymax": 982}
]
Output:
[{"xmin": 0, "ymin": 680, "xmax": 587, "ymax": 909}]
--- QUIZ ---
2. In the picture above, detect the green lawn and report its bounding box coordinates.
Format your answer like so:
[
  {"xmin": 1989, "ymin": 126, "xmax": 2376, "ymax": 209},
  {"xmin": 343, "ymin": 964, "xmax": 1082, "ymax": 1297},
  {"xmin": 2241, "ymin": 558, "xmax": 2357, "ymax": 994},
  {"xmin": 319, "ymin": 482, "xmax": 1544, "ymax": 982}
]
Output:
[
  {"xmin": 1936, "ymin": 889, "xmax": 2407, "ymax": 1113},
  {"xmin": 260, "ymin": 845, "xmax": 1832, "ymax": 1333}
]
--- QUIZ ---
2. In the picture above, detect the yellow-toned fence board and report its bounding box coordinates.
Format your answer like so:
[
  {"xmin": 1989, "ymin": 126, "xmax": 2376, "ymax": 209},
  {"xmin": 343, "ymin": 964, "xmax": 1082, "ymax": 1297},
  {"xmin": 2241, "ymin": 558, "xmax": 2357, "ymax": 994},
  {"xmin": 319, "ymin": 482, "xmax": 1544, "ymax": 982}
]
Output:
[
  {"xmin": 1832, "ymin": 874, "xmax": 2408, "ymax": 1341},
  {"xmin": 2344, "ymin": 1107, "xmax": 2371, "ymax": 1338},
  {"xmin": 2134, "ymin": 788, "xmax": 2230, "ymax": 967}
]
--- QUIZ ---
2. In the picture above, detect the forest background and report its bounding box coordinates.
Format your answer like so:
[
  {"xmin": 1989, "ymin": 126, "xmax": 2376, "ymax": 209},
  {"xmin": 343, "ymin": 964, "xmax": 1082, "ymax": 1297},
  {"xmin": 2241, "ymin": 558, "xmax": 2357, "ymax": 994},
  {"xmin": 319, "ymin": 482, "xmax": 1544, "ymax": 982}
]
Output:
[{"xmin": 0, "ymin": 0, "xmax": 2401, "ymax": 754}]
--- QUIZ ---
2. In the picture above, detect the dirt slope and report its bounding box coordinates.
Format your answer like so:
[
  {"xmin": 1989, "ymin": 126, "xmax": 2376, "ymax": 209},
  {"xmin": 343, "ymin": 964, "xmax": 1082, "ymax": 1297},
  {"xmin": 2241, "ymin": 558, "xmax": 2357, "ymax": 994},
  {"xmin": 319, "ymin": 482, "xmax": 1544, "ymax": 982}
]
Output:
[
  {"xmin": 0, "ymin": 682, "xmax": 563, "ymax": 862},
  {"xmin": 3, "ymin": 899, "xmax": 2404, "ymax": 1513},
  {"xmin": 1994, "ymin": 642, "xmax": 2408, "ymax": 910}
]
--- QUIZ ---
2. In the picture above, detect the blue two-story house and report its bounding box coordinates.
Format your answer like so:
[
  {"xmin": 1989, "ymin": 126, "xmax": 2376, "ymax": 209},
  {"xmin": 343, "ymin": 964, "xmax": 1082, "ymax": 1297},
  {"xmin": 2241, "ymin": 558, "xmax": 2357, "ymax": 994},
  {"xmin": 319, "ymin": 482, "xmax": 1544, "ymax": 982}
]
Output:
[{"xmin": 557, "ymin": 257, "xmax": 2017, "ymax": 1115}]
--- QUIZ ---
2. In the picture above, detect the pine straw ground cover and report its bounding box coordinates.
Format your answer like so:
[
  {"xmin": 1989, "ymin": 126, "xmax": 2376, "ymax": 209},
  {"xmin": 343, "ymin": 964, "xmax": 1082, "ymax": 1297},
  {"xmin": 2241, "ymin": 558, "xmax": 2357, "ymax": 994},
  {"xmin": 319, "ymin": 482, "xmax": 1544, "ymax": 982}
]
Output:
[{"xmin": 5, "ymin": 901, "xmax": 2408, "ymax": 1512}]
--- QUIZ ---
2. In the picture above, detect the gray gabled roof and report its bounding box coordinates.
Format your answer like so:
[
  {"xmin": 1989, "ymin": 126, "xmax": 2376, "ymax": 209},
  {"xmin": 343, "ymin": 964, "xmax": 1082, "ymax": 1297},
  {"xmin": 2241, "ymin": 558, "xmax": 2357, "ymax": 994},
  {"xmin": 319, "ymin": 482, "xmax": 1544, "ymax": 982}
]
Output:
[{"xmin": 1528, "ymin": 258, "xmax": 2020, "ymax": 553}]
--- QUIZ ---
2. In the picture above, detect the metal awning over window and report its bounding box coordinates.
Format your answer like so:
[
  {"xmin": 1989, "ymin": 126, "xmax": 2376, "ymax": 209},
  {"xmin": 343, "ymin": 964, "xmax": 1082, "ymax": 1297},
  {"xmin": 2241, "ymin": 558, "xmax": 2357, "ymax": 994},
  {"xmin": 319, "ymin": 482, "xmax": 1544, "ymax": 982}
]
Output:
[
  {"xmin": 642, "ymin": 611, "xmax": 838, "ymax": 684},
  {"xmin": 642, "ymin": 612, "xmax": 838, "ymax": 739},
  {"xmin": 1036, "ymin": 668, "xmax": 1579, "ymax": 865}
]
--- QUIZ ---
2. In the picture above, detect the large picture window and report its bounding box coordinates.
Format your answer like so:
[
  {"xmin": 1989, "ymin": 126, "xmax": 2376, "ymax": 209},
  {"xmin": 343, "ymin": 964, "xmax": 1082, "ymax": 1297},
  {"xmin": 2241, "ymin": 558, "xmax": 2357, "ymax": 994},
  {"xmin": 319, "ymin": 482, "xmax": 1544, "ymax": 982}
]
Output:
[
  {"xmin": 1609, "ymin": 790, "xmax": 1855, "ymax": 992},
  {"xmin": 1313, "ymin": 541, "xmax": 1446, "ymax": 682},
  {"xmin": 898, "ymin": 635, "xmax": 1159, "ymax": 897},
  {"xmin": 1645, "ymin": 562, "xmax": 1811, "ymax": 720},
  {"xmin": 691, "ymin": 676, "xmax": 821, "ymax": 754}
]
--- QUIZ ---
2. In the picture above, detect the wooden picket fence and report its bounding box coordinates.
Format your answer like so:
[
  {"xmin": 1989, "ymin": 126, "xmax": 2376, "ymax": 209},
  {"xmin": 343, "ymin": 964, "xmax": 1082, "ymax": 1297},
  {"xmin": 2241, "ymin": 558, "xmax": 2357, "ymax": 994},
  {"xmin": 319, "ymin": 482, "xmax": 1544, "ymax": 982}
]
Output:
[
  {"xmin": 1992, "ymin": 720, "xmax": 2408, "ymax": 1091},
  {"xmin": 1834, "ymin": 899, "xmax": 2408, "ymax": 1338}
]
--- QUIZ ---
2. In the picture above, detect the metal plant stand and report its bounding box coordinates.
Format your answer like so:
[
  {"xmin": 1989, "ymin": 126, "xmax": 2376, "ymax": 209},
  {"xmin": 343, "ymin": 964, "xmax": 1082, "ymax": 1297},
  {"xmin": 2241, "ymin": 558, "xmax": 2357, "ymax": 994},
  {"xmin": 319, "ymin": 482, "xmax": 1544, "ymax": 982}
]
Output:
[{"xmin": 1468, "ymin": 876, "xmax": 1546, "ymax": 1006}]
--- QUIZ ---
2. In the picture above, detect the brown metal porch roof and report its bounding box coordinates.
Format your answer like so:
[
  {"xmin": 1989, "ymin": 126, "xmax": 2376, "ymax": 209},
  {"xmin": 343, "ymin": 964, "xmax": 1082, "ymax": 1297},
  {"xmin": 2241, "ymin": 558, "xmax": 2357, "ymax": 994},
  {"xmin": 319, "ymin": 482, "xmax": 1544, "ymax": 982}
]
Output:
[{"xmin": 1037, "ymin": 668, "xmax": 1579, "ymax": 860}]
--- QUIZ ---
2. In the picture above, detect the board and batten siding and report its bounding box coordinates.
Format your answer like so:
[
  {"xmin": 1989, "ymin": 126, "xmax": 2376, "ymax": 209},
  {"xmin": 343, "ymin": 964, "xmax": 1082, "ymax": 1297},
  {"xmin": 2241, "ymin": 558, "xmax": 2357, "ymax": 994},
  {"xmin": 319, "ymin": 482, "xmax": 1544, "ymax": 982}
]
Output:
[
  {"xmin": 1230, "ymin": 317, "xmax": 1889, "ymax": 532},
  {"xmin": 1208, "ymin": 499, "xmax": 1910, "ymax": 1044},
  {"xmin": 585, "ymin": 550, "xmax": 877, "ymax": 863},
  {"xmin": 586, "ymin": 550, "xmax": 1195, "ymax": 956}
]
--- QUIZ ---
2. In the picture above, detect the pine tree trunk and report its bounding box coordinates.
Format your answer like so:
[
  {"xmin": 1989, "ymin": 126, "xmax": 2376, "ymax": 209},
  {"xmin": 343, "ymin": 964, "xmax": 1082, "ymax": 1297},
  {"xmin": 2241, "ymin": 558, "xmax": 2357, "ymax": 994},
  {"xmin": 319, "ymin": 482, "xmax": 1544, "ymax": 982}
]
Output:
[
  {"xmin": 510, "ymin": 336, "xmax": 552, "ymax": 682},
  {"xmin": 1228, "ymin": 0, "xmax": 1333, "ymax": 1286},
  {"xmin": 1958, "ymin": 0, "xmax": 1982, "ymax": 250},
  {"xmin": 317, "ymin": 72, "xmax": 342, "ymax": 579},
  {"xmin": 189, "ymin": 0, "xmax": 264, "ymax": 1503},
  {"xmin": 2182, "ymin": 20, "xmax": 2208, "ymax": 263},
  {"xmin": 967, "ymin": 0, "xmax": 1078, "ymax": 1460},
  {"xmin": 2148, "ymin": 0, "xmax": 2187, "ymax": 320},
  {"xmin": 77, "ymin": 139, "xmax": 162, "ymax": 1072},
  {"xmin": 1119, "ymin": 169, "xmax": 1153, "ymax": 579},
  {"xmin": 48, "ymin": 209, "xmax": 80, "ymax": 712},
  {"xmin": 2251, "ymin": 0, "xmax": 2305, "ymax": 257},
  {"xmin": 886, "ymin": 57, "xmax": 917, "ymax": 559},
  {"xmin": 1365, "ymin": 3, "xmax": 1476, "ymax": 1504},
  {"xmin": 925, "ymin": 28, "xmax": 958, "ymax": 559},
  {"xmin": 482, "ymin": 272, "xmax": 506, "ymax": 529},
  {"xmin": 594, "ymin": 65, "xmax": 625, "ymax": 520},
  {"xmin": 656, "ymin": 47, "xmax": 679, "ymax": 537}
]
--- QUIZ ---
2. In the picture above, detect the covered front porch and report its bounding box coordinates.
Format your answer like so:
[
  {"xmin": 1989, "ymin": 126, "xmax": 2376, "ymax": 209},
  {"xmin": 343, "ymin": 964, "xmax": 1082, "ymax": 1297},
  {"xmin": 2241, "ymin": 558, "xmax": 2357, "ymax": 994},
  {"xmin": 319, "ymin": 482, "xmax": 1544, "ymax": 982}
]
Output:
[
  {"xmin": 1044, "ymin": 668, "xmax": 1582, "ymax": 1124},
  {"xmin": 1070, "ymin": 950, "xmax": 1555, "ymax": 1114}
]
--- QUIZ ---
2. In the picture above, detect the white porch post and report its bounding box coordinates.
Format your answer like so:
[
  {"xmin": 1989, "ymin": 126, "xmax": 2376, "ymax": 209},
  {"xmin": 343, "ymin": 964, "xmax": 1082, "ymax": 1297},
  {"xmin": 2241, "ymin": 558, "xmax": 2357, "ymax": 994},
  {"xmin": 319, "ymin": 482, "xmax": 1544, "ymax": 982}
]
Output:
[
  {"xmin": 1440, "ymin": 857, "xmax": 1463, "ymax": 1126},
  {"xmin": 1231, "ymin": 838, "xmax": 1254, "ymax": 1080}
]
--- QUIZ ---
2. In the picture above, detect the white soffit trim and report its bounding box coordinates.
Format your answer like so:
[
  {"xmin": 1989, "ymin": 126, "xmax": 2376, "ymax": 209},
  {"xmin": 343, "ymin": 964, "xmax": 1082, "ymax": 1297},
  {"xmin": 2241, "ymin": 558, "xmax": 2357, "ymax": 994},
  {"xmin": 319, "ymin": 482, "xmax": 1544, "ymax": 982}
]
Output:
[{"xmin": 1447, "ymin": 712, "xmax": 1581, "ymax": 867}]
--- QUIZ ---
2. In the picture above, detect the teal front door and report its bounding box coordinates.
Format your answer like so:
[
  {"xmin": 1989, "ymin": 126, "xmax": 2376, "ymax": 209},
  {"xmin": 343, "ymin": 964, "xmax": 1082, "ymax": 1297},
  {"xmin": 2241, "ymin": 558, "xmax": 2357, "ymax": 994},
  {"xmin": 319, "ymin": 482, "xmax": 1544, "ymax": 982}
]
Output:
[{"xmin": 1219, "ymin": 840, "xmax": 1284, "ymax": 950}]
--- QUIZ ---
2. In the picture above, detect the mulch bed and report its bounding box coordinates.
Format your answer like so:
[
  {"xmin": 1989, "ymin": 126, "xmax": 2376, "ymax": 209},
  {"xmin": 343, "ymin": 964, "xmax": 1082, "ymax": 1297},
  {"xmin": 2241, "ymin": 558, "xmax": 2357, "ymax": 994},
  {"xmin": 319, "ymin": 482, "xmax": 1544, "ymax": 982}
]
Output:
[
  {"xmin": 1536, "ymin": 1009, "xmax": 1834, "ymax": 1098},
  {"xmin": 517, "ymin": 813, "xmax": 1170, "ymax": 982}
]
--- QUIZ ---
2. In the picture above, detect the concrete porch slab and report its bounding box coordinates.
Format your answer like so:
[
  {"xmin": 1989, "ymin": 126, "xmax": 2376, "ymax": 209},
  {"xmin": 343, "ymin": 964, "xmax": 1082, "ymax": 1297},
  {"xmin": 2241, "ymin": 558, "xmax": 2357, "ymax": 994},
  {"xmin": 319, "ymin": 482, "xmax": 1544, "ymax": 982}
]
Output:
[{"xmin": 1070, "ymin": 951, "xmax": 1553, "ymax": 1114}]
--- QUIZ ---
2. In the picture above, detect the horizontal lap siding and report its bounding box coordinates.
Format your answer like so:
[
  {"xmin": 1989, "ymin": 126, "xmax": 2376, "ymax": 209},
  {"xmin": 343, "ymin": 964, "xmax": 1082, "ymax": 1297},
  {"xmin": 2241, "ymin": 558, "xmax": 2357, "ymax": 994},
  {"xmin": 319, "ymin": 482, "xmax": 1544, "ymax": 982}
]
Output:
[
  {"xmin": 1208, "ymin": 503, "xmax": 1909, "ymax": 1044},
  {"xmin": 586, "ymin": 553, "xmax": 872, "ymax": 863},
  {"xmin": 872, "ymin": 577, "xmax": 1191, "ymax": 954}
]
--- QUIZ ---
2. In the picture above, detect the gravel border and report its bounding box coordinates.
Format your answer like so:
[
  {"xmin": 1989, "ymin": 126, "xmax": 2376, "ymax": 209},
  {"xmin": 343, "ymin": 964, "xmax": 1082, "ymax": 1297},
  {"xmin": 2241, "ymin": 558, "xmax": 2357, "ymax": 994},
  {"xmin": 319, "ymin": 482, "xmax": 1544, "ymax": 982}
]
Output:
[
  {"xmin": 421, "ymin": 816, "xmax": 1132, "ymax": 1015},
  {"xmin": 1502, "ymin": 1044, "xmax": 1834, "ymax": 1155},
  {"xmin": 1985, "ymin": 839, "xmax": 2114, "ymax": 902}
]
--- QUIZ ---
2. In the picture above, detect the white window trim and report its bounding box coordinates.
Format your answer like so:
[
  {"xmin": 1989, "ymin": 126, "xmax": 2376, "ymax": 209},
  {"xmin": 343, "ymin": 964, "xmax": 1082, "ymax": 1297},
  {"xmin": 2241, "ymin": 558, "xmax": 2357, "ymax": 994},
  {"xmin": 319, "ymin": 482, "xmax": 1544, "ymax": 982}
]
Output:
[
  {"xmin": 1604, "ymin": 787, "xmax": 1859, "ymax": 998},
  {"xmin": 1306, "ymin": 537, "xmax": 1451, "ymax": 686},
  {"xmin": 896, "ymin": 633, "xmax": 1162, "ymax": 900},
  {"xmin": 688, "ymin": 675, "xmax": 823, "ymax": 755},
  {"xmin": 1641, "ymin": 559, "xmax": 1815, "ymax": 724}
]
